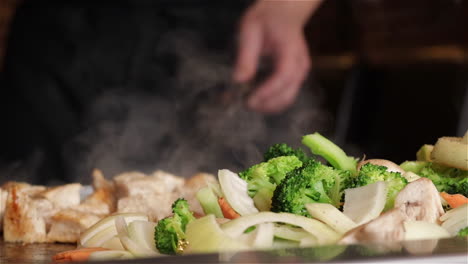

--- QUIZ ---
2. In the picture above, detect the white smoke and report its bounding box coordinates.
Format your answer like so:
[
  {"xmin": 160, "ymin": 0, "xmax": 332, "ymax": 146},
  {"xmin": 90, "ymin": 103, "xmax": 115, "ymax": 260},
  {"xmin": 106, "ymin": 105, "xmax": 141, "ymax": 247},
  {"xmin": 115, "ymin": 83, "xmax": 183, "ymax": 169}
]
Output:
[{"xmin": 63, "ymin": 30, "xmax": 332, "ymax": 182}]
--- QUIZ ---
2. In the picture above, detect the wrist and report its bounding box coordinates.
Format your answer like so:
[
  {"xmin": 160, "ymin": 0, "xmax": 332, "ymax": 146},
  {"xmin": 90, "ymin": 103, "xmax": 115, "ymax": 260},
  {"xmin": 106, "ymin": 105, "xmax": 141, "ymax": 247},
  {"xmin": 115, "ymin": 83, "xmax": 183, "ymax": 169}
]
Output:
[{"xmin": 254, "ymin": 0, "xmax": 323, "ymax": 27}]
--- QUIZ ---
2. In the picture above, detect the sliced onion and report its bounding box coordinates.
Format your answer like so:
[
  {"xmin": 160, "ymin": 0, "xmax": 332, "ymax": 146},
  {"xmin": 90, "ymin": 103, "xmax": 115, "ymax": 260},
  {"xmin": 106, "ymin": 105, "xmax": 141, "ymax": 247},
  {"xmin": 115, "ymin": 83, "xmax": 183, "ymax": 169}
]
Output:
[
  {"xmin": 440, "ymin": 204, "xmax": 467, "ymax": 221},
  {"xmin": 127, "ymin": 220, "xmax": 158, "ymax": 252},
  {"xmin": 79, "ymin": 213, "xmax": 147, "ymax": 246},
  {"xmin": 185, "ymin": 214, "xmax": 249, "ymax": 254},
  {"xmin": 114, "ymin": 217, "xmax": 158, "ymax": 257},
  {"xmin": 218, "ymin": 169, "xmax": 258, "ymax": 216},
  {"xmin": 403, "ymin": 239, "xmax": 439, "ymax": 255},
  {"xmin": 115, "ymin": 216, "xmax": 129, "ymax": 238},
  {"xmin": 274, "ymin": 224, "xmax": 313, "ymax": 242},
  {"xmin": 221, "ymin": 212, "xmax": 339, "ymax": 245},
  {"xmin": 251, "ymin": 223, "xmax": 274, "ymax": 249},
  {"xmin": 271, "ymin": 239, "xmax": 300, "ymax": 249},
  {"xmin": 305, "ymin": 203, "xmax": 357, "ymax": 234},
  {"xmin": 196, "ymin": 186, "xmax": 223, "ymax": 218},
  {"xmin": 343, "ymin": 181, "xmax": 388, "ymax": 225},
  {"xmin": 236, "ymin": 223, "xmax": 274, "ymax": 249},
  {"xmin": 119, "ymin": 235, "xmax": 158, "ymax": 257},
  {"xmin": 440, "ymin": 204, "xmax": 468, "ymax": 236},
  {"xmin": 404, "ymin": 221, "xmax": 450, "ymax": 240},
  {"xmin": 299, "ymin": 236, "xmax": 318, "ymax": 247},
  {"xmin": 100, "ymin": 236, "xmax": 125, "ymax": 251},
  {"xmin": 83, "ymin": 225, "xmax": 118, "ymax": 248}
]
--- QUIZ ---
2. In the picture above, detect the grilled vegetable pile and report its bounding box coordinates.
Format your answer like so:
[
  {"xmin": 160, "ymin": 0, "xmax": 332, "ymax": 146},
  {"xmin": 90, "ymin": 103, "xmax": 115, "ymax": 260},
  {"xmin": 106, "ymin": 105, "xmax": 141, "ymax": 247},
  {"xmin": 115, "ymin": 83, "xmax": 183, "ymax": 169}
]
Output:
[{"xmin": 56, "ymin": 131, "xmax": 468, "ymax": 262}]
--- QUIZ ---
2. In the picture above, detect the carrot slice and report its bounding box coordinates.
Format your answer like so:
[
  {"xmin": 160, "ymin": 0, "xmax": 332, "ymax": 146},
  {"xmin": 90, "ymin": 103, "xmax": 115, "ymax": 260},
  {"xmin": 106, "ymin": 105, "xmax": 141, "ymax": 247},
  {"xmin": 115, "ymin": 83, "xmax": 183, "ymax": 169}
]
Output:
[
  {"xmin": 218, "ymin": 197, "xmax": 240, "ymax": 219},
  {"xmin": 440, "ymin": 192, "xmax": 468, "ymax": 209},
  {"xmin": 52, "ymin": 247, "xmax": 109, "ymax": 263}
]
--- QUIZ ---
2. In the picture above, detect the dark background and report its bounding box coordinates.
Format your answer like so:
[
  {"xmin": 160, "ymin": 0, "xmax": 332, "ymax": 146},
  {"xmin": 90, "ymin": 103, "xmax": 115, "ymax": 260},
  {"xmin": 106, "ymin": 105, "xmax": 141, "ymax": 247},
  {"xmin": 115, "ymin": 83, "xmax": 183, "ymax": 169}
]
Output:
[{"xmin": 0, "ymin": 0, "xmax": 467, "ymax": 185}]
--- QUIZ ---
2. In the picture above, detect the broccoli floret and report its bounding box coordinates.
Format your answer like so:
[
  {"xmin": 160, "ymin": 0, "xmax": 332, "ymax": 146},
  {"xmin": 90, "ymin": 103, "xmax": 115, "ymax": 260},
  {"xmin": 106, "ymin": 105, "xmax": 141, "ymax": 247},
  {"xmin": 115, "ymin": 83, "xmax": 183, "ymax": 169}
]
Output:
[
  {"xmin": 263, "ymin": 143, "xmax": 310, "ymax": 163},
  {"xmin": 302, "ymin": 133, "xmax": 357, "ymax": 173},
  {"xmin": 154, "ymin": 215, "xmax": 186, "ymax": 255},
  {"xmin": 457, "ymin": 227, "xmax": 468, "ymax": 237},
  {"xmin": 328, "ymin": 169, "xmax": 353, "ymax": 208},
  {"xmin": 456, "ymin": 177, "xmax": 468, "ymax": 197},
  {"xmin": 239, "ymin": 156, "xmax": 302, "ymax": 195},
  {"xmin": 171, "ymin": 198, "xmax": 196, "ymax": 227},
  {"xmin": 427, "ymin": 164, "xmax": 468, "ymax": 196},
  {"xmin": 239, "ymin": 156, "xmax": 303, "ymax": 211},
  {"xmin": 271, "ymin": 160, "xmax": 349, "ymax": 216},
  {"xmin": 154, "ymin": 198, "xmax": 195, "ymax": 255},
  {"xmin": 352, "ymin": 163, "xmax": 408, "ymax": 210},
  {"xmin": 241, "ymin": 156, "xmax": 303, "ymax": 185},
  {"xmin": 401, "ymin": 161, "xmax": 468, "ymax": 196}
]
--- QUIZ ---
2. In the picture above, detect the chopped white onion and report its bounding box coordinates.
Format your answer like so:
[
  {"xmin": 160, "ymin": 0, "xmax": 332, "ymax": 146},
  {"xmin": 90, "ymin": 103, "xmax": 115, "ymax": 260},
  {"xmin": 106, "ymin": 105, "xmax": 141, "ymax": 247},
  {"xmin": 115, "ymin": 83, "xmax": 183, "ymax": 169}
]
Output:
[{"xmin": 218, "ymin": 169, "xmax": 258, "ymax": 216}]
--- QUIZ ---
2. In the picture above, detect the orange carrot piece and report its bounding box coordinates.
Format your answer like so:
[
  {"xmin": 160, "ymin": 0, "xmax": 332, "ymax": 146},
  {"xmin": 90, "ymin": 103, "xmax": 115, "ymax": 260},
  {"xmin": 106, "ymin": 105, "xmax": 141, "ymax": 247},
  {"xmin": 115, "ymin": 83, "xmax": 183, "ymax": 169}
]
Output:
[
  {"xmin": 218, "ymin": 197, "xmax": 240, "ymax": 219},
  {"xmin": 441, "ymin": 192, "xmax": 468, "ymax": 209},
  {"xmin": 52, "ymin": 247, "xmax": 109, "ymax": 263}
]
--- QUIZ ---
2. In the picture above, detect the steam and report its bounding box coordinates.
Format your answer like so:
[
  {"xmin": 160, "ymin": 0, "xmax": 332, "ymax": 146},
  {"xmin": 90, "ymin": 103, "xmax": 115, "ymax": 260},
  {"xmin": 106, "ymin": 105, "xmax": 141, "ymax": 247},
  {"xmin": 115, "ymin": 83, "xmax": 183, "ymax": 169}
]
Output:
[{"xmin": 64, "ymin": 30, "xmax": 332, "ymax": 182}]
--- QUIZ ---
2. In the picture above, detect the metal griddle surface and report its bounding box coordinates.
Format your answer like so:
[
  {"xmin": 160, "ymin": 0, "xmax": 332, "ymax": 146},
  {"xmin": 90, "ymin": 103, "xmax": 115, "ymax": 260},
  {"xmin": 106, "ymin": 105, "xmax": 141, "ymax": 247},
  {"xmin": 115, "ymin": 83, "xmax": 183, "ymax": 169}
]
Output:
[
  {"xmin": 2, "ymin": 237, "xmax": 465, "ymax": 264},
  {"xmin": 0, "ymin": 239, "xmax": 75, "ymax": 263}
]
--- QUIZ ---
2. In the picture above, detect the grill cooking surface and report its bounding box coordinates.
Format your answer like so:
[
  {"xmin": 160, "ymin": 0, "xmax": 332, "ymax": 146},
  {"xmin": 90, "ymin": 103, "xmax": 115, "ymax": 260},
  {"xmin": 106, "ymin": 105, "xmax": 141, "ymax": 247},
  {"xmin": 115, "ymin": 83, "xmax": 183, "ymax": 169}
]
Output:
[{"xmin": 0, "ymin": 238, "xmax": 466, "ymax": 264}]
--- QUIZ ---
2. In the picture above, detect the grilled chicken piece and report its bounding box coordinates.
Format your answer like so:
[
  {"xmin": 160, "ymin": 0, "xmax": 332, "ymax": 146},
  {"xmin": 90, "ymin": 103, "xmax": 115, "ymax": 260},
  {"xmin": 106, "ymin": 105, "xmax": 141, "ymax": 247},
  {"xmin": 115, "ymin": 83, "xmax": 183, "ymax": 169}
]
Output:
[
  {"xmin": 36, "ymin": 183, "xmax": 82, "ymax": 209},
  {"xmin": 183, "ymin": 173, "xmax": 217, "ymax": 215},
  {"xmin": 114, "ymin": 170, "xmax": 185, "ymax": 198},
  {"xmin": 340, "ymin": 178, "xmax": 445, "ymax": 247},
  {"xmin": 2, "ymin": 181, "xmax": 47, "ymax": 202},
  {"xmin": 114, "ymin": 170, "xmax": 185, "ymax": 221},
  {"xmin": 340, "ymin": 207, "xmax": 407, "ymax": 245},
  {"xmin": 150, "ymin": 170, "xmax": 186, "ymax": 193},
  {"xmin": 184, "ymin": 173, "xmax": 217, "ymax": 192},
  {"xmin": 34, "ymin": 183, "xmax": 84, "ymax": 233},
  {"xmin": 113, "ymin": 171, "xmax": 147, "ymax": 198},
  {"xmin": 394, "ymin": 178, "xmax": 444, "ymax": 223},
  {"xmin": 115, "ymin": 172, "xmax": 217, "ymax": 220},
  {"xmin": 47, "ymin": 209, "xmax": 103, "ymax": 243},
  {"xmin": 0, "ymin": 188, "xmax": 7, "ymax": 232},
  {"xmin": 91, "ymin": 169, "xmax": 116, "ymax": 212},
  {"xmin": 117, "ymin": 193, "xmax": 179, "ymax": 222},
  {"xmin": 3, "ymin": 179, "xmax": 112, "ymax": 243},
  {"xmin": 76, "ymin": 188, "xmax": 114, "ymax": 216},
  {"xmin": 47, "ymin": 179, "xmax": 115, "ymax": 243},
  {"xmin": 3, "ymin": 169, "xmax": 218, "ymax": 242},
  {"xmin": 1, "ymin": 181, "xmax": 45, "ymax": 193},
  {"xmin": 3, "ymin": 183, "xmax": 52, "ymax": 243},
  {"xmin": 92, "ymin": 169, "xmax": 114, "ymax": 190}
]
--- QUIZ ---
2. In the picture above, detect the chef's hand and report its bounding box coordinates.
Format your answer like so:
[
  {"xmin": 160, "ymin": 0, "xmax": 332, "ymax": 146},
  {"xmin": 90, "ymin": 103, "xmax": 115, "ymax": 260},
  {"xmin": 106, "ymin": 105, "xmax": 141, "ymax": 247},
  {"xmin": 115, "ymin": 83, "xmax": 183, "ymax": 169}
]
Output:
[{"xmin": 233, "ymin": 0, "xmax": 323, "ymax": 113}]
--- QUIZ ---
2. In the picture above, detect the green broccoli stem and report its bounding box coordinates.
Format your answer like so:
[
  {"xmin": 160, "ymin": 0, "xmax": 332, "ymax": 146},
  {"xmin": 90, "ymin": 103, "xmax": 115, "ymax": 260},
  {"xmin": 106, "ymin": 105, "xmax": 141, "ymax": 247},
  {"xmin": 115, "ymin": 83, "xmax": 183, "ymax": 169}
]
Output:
[
  {"xmin": 399, "ymin": 161, "xmax": 428, "ymax": 173},
  {"xmin": 302, "ymin": 133, "xmax": 357, "ymax": 173}
]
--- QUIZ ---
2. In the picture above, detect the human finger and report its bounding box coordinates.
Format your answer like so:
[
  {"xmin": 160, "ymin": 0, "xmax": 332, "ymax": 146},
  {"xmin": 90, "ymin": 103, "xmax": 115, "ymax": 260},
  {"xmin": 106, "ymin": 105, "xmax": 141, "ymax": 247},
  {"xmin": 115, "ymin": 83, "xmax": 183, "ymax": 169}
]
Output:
[
  {"xmin": 250, "ymin": 72, "xmax": 303, "ymax": 113},
  {"xmin": 233, "ymin": 16, "xmax": 263, "ymax": 83},
  {"xmin": 247, "ymin": 41, "xmax": 309, "ymax": 112}
]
